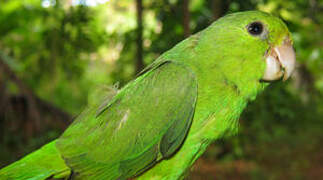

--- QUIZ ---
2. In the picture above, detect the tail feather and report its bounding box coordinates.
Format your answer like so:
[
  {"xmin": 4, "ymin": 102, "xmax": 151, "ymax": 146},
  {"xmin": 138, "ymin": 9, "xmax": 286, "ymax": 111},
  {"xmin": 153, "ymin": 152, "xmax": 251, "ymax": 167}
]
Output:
[{"xmin": 0, "ymin": 140, "xmax": 71, "ymax": 180}]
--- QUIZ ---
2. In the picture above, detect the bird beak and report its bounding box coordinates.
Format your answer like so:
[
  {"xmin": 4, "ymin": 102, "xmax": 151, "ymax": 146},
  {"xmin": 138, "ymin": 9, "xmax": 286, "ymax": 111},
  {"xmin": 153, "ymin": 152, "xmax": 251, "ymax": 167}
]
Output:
[{"xmin": 262, "ymin": 37, "xmax": 296, "ymax": 81}]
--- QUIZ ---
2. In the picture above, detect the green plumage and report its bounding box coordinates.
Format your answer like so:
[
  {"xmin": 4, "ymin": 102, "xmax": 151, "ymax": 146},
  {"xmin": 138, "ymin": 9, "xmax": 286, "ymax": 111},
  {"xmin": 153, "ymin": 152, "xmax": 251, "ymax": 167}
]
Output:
[
  {"xmin": 57, "ymin": 61, "xmax": 198, "ymax": 179},
  {"xmin": 0, "ymin": 141, "xmax": 70, "ymax": 179},
  {"xmin": 0, "ymin": 11, "xmax": 292, "ymax": 180}
]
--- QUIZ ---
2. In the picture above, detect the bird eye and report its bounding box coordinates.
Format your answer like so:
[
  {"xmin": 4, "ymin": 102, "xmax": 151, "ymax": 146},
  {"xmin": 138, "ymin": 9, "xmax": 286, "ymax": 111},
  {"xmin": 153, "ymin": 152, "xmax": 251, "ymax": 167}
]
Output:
[{"xmin": 247, "ymin": 22, "xmax": 263, "ymax": 36}]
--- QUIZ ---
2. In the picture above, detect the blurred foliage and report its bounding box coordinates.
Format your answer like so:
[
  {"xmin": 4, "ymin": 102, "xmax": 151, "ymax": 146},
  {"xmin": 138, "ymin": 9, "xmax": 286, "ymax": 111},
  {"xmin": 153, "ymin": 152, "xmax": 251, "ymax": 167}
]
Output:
[{"xmin": 0, "ymin": 0, "xmax": 322, "ymax": 179}]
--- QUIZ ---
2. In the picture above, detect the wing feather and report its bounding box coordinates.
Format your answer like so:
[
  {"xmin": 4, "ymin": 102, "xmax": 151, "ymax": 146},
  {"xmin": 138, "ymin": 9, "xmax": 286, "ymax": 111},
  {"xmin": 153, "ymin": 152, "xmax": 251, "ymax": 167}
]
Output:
[{"xmin": 57, "ymin": 61, "xmax": 198, "ymax": 179}]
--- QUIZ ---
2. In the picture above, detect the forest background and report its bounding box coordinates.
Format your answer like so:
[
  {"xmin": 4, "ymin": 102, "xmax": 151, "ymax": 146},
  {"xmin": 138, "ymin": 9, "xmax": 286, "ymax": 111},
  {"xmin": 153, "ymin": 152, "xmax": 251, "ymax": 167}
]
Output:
[{"xmin": 0, "ymin": 0, "xmax": 322, "ymax": 179}]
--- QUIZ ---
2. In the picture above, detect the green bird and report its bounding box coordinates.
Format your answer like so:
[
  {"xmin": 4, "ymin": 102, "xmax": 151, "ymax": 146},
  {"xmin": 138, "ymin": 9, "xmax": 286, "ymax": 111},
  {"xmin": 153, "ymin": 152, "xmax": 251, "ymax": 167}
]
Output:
[{"xmin": 0, "ymin": 11, "xmax": 296, "ymax": 180}]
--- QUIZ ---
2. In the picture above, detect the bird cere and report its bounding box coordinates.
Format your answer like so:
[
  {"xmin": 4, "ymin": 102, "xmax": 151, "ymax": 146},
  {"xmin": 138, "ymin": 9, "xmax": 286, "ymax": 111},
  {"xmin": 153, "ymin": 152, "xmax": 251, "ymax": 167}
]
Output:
[{"xmin": 0, "ymin": 11, "xmax": 295, "ymax": 180}]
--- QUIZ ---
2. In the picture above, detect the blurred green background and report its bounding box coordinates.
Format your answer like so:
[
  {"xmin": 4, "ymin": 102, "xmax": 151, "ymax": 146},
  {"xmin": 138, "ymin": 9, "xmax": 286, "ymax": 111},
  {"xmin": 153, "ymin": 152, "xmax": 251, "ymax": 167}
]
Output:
[{"xmin": 0, "ymin": 0, "xmax": 322, "ymax": 179}]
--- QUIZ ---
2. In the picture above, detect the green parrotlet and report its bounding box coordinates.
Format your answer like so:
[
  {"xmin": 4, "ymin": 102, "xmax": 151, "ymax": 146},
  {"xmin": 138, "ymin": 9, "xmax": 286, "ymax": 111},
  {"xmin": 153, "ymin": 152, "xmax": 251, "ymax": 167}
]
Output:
[{"xmin": 0, "ymin": 11, "xmax": 296, "ymax": 180}]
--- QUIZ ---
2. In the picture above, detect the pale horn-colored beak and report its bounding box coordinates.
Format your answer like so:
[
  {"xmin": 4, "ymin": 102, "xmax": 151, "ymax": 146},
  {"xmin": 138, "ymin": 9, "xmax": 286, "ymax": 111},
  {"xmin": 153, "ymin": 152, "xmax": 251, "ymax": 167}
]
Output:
[{"xmin": 262, "ymin": 37, "xmax": 296, "ymax": 81}]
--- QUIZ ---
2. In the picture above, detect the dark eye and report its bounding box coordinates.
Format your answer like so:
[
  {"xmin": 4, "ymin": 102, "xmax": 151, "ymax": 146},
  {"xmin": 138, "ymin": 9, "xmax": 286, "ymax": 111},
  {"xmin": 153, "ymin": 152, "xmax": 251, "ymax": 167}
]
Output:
[{"xmin": 247, "ymin": 22, "xmax": 263, "ymax": 36}]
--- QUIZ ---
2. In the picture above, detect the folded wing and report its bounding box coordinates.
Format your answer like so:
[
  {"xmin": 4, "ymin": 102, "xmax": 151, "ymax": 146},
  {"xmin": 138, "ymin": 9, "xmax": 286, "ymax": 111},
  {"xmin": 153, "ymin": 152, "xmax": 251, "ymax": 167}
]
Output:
[{"xmin": 56, "ymin": 61, "xmax": 198, "ymax": 179}]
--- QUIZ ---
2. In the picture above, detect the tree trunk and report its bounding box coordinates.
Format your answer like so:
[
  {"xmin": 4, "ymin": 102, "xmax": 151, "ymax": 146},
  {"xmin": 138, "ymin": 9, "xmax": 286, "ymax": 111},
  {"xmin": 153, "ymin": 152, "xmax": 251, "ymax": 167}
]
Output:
[
  {"xmin": 135, "ymin": 0, "xmax": 144, "ymax": 74},
  {"xmin": 0, "ymin": 57, "xmax": 41, "ymax": 137},
  {"xmin": 183, "ymin": 0, "xmax": 190, "ymax": 38},
  {"xmin": 211, "ymin": 0, "xmax": 230, "ymax": 21},
  {"xmin": 0, "ymin": 56, "xmax": 72, "ymax": 138}
]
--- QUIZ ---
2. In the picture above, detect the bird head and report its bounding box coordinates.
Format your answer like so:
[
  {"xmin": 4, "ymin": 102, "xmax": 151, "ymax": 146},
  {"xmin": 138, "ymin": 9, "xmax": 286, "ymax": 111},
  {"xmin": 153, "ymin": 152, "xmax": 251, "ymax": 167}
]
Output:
[{"xmin": 196, "ymin": 11, "xmax": 296, "ymax": 86}]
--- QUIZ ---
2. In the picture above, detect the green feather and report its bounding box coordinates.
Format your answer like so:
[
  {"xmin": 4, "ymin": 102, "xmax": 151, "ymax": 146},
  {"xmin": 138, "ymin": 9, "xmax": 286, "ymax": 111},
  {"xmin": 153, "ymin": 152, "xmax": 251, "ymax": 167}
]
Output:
[
  {"xmin": 56, "ymin": 61, "xmax": 198, "ymax": 179},
  {"xmin": 0, "ymin": 141, "xmax": 70, "ymax": 180},
  {"xmin": 0, "ymin": 11, "xmax": 292, "ymax": 180}
]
